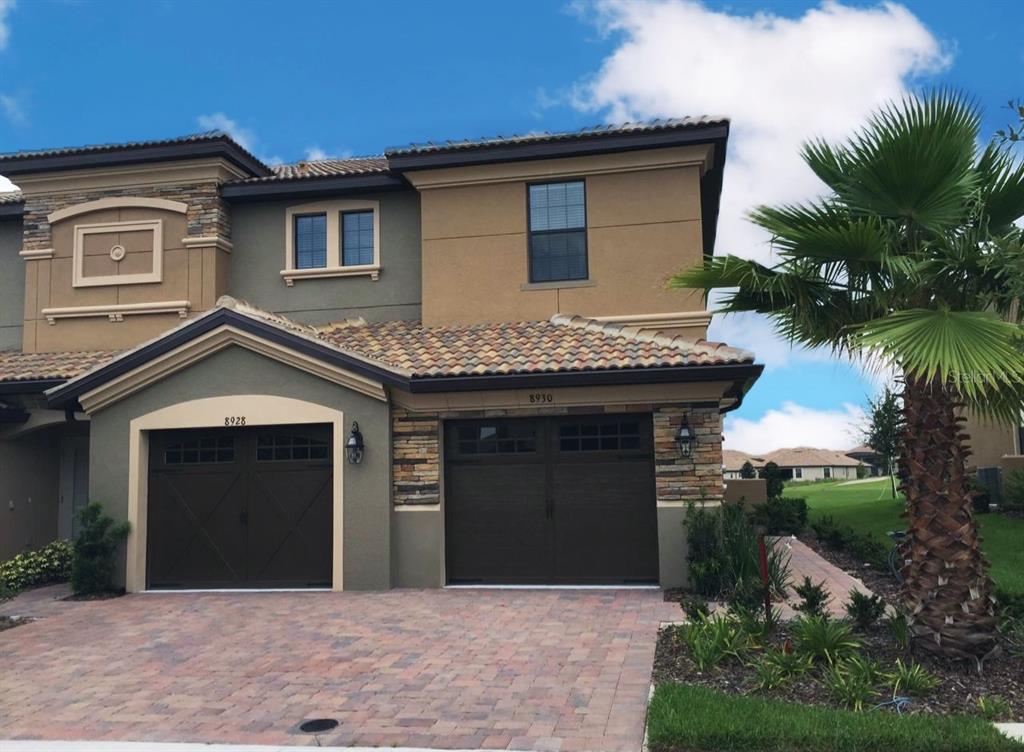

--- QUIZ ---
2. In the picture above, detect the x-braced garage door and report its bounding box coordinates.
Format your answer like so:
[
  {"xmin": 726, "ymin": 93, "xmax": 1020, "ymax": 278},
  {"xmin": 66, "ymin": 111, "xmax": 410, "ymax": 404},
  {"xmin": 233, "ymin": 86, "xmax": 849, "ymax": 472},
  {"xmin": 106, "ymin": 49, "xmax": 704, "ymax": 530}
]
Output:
[
  {"xmin": 147, "ymin": 424, "xmax": 332, "ymax": 589},
  {"xmin": 445, "ymin": 414, "xmax": 658, "ymax": 585}
]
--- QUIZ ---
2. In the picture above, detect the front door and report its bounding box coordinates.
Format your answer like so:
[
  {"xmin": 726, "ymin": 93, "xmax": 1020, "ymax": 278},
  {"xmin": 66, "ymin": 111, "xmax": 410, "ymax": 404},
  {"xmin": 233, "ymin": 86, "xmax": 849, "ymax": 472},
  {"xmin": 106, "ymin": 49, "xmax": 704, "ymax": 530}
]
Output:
[{"xmin": 146, "ymin": 424, "xmax": 333, "ymax": 589}]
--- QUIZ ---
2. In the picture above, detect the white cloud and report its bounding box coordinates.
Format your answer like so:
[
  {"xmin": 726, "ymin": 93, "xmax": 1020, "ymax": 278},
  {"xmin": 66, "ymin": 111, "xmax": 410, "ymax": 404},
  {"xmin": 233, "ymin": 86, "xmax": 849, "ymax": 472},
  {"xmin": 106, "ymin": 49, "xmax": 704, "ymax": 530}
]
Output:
[
  {"xmin": 197, "ymin": 112, "xmax": 257, "ymax": 152},
  {"xmin": 724, "ymin": 401, "xmax": 865, "ymax": 453},
  {"xmin": 0, "ymin": 0, "xmax": 14, "ymax": 51},
  {"xmin": 572, "ymin": 0, "xmax": 949, "ymax": 366},
  {"xmin": 305, "ymin": 147, "xmax": 330, "ymax": 161},
  {"xmin": 0, "ymin": 174, "xmax": 16, "ymax": 193},
  {"xmin": 0, "ymin": 93, "xmax": 26, "ymax": 126}
]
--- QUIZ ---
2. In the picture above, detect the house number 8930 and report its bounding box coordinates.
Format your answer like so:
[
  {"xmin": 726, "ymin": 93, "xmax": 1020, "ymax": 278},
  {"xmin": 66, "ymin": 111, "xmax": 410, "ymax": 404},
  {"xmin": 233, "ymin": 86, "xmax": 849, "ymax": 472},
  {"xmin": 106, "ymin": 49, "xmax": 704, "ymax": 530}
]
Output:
[
  {"xmin": 224, "ymin": 416, "xmax": 246, "ymax": 426},
  {"xmin": 528, "ymin": 393, "xmax": 554, "ymax": 404}
]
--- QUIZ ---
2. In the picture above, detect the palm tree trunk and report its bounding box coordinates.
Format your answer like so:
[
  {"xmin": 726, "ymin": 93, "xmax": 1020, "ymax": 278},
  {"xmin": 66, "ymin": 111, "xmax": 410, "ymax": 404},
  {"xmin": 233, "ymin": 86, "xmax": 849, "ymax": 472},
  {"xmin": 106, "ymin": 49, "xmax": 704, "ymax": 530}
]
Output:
[{"xmin": 899, "ymin": 375, "xmax": 997, "ymax": 661}]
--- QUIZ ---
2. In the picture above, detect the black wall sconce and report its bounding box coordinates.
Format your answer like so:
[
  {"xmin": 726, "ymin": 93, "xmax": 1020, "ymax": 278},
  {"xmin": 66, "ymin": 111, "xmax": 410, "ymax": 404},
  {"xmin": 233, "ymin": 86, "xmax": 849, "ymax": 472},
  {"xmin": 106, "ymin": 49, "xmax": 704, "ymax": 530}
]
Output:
[
  {"xmin": 675, "ymin": 419, "xmax": 693, "ymax": 458},
  {"xmin": 346, "ymin": 421, "xmax": 364, "ymax": 465}
]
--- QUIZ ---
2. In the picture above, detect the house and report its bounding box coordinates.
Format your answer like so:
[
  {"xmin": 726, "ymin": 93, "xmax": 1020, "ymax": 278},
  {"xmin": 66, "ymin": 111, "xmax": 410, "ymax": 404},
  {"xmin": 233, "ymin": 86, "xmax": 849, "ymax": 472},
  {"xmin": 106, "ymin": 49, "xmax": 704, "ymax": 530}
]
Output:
[
  {"xmin": 845, "ymin": 444, "xmax": 884, "ymax": 476},
  {"xmin": 0, "ymin": 119, "xmax": 762, "ymax": 590},
  {"xmin": 723, "ymin": 446, "xmax": 861, "ymax": 481}
]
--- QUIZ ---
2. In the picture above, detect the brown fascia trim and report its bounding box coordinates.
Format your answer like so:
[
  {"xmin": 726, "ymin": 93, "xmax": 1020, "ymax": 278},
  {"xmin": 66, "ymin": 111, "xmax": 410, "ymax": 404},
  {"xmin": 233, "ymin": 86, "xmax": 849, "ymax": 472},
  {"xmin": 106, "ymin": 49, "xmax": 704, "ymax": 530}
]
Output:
[
  {"xmin": 0, "ymin": 138, "xmax": 271, "ymax": 179},
  {"xmin": 221, "ymin": 173, "xmax": 407, "ymax": 202},
  {"xmin": 0, "ymin": 202, "xmax": 24, "ymax": 218}
]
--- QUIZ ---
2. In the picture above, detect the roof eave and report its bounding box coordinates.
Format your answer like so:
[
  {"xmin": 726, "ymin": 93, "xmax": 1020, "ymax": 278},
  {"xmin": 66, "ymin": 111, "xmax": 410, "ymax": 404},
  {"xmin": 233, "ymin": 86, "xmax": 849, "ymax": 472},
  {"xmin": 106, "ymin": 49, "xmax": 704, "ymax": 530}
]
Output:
[
  {"xmin": 221, "ymin": 172, "xmax": 407, "ymax": 202},
  {"xmin": 0, "ymin": 201, "xmax": 24, "ymax": 218},
  {"xmin": 0, "ymin": 138, "xmax": 271, "ymax": 179}
]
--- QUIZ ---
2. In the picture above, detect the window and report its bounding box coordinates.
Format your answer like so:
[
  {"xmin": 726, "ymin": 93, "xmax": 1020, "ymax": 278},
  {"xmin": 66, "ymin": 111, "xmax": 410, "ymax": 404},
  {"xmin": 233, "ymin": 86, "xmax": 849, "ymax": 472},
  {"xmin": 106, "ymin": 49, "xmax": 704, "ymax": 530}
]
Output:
[
  {"xmin": 528, "ymin": 181, "xmax": 587, "ymax": 283},
  {"xmin": 283, "ymin": 200, "xmax": 380, "ymax": 284},
  {"xmin": 256, "ymin": 433, "xmax": 329, "ymax": 461},
  {"xmin": 559, "ymin": 420, "xmax": 640, "ymax": 452},
  {"xmin": 794, "ymin": 468, "xmax": 803, "ymax": 479},
  {"xmin": 294, "ymin": 214, "xmax": 327, "ymax": 269},
  {"xmin": 823, "ymin": 467, "xmax": 832, "ymax": 479},
  {"xmin": 457, "ymin": 424, "xmax": 536, "ymax": 455},
  {"xmin": 165, "ymin": 436, "xmax": 235, "ymax": 465},
  {"xmin": 342, "ymin": 210, "xmax": 375, "ymax": 266}
]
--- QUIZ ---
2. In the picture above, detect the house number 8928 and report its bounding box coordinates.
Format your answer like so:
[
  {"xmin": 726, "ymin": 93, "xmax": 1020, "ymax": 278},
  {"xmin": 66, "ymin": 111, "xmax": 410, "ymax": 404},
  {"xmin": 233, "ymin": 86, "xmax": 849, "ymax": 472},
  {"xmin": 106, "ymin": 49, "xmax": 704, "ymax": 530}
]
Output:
[{"xmin": 224, "ymin": 416, "xmax": 246, "ymax": 426}]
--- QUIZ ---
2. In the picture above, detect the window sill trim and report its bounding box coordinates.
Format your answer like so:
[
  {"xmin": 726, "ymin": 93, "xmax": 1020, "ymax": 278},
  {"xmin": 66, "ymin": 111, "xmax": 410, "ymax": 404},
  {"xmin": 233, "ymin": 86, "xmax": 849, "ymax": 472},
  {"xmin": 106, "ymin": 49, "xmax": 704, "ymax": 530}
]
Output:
[
  {"xmin": 520, "ymin": 279, "xmax": 596, "ymax": 292},
  {"xmin": 281, "ymin": 265, "xmax": 381, "ymax": 286}
]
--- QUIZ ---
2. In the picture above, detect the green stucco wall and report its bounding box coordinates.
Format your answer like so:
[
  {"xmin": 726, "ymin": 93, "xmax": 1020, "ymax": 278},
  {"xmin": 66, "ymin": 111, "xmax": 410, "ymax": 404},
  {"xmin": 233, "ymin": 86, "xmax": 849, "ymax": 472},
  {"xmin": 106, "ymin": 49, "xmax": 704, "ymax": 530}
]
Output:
[
  {"xmin": 88, "ymin": 345, "xmax": 392, "ymax": 590},
  {"xmin": 229, "ymin": 191, "xmax": 422, "ymax": 325},
  {"xmin": 0, "ymin": 218, "xmax": 25, "ymax": 350}
]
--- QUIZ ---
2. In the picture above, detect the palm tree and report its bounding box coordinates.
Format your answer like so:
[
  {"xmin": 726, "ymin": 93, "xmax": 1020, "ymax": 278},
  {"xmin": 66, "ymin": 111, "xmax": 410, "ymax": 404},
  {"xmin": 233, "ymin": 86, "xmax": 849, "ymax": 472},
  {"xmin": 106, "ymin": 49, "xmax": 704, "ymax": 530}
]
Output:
[{"xmin": 673, "ymin": 92, "xmax": 1024, "ymax": 661}]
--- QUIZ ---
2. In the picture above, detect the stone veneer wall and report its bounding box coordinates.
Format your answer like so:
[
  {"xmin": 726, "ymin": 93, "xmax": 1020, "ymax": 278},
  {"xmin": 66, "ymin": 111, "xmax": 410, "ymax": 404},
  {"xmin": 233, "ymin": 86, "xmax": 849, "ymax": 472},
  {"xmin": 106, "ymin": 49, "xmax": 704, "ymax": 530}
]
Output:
[
  {"xmin": 391, "ymin": 403, "xmax": 724, "ymax": 507},
  {"xmin": 21, "ymin": 182, "xmax": 230, "ymax": 252},
  {"xmin": 392, "ymin": 408, "xmax": 441, "ymax": 505},
  {"xmin": 653, "ymin": 405, "xmax": 724, "ymax": 504}
]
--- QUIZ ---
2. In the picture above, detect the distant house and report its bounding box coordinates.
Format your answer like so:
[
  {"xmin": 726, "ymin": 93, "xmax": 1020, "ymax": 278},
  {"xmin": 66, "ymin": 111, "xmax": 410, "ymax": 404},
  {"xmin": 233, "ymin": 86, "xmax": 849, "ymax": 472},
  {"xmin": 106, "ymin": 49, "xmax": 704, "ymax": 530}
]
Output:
[
  {"xmin": 845, "ymin": 445, "xmax": 884, "ymax": 476},
  {"xmin": 723, "ymin": 447, "xmax": 862, "ymax": 481}
]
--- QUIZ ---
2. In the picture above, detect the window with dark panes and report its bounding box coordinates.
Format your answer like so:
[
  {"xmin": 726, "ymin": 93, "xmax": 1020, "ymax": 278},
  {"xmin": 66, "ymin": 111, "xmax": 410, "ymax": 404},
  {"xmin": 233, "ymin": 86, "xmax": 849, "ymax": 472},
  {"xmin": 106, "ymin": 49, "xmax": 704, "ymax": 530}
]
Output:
[
  {"xmin": 559, "ymin": 420, "xmax": 641, "ymax": 452},
  {"xmin": 457, "ymin": 423, "xmax": 537, "ymax": 455},
  {"xmin": 256, "ymin": 433, "xmax": 329, "ymax": 462},
  {"xmin": 341, "ymin": 210, "xmax": 375, "ymax": 266},
  {"xmin": 165, "ymin": 436, "xmax": 235, "ymax": 465},
  {"xmin": 294, "ymin": 213, "xmax": 327, "ymax": 269},
  {"xmin": 528, "ymin": 180, "xmax": 587, "ymax": 283}
]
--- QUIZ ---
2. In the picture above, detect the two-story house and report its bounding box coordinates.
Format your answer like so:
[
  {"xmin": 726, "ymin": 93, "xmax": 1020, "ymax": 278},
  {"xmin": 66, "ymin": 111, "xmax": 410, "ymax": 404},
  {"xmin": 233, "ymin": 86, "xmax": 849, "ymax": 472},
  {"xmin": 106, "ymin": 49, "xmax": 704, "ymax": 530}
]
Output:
[{"xmin": 0, "ymin": 119, "xmax": 761, "ymax": 591}]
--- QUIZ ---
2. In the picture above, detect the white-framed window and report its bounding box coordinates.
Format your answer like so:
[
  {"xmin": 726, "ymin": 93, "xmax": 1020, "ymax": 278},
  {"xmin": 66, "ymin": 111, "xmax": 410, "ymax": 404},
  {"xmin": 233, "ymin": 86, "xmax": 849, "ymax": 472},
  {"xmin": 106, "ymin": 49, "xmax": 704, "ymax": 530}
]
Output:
[
  {"xmin": 282, "ymin": 199, "xmax": 380, "ymax": 285},
  {"xmin": 824, "ymin": 467, "xmax": 832, "ymax": 479},
  {"xmin": 794, "ymin": 467, "xmax": 803, "ymax": 479}
]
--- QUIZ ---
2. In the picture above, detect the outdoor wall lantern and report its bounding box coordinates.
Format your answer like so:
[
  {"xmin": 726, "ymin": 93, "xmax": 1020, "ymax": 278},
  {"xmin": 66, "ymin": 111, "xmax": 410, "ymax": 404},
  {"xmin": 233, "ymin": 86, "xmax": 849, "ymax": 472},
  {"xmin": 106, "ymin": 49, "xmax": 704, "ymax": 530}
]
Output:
[
  {"xmin": 675, "ymin": 420, "xmax": 693, "ymax": 458},
  {"xmin": 346, "ymin": 421, "xmax": 365, "ymax": 465}
]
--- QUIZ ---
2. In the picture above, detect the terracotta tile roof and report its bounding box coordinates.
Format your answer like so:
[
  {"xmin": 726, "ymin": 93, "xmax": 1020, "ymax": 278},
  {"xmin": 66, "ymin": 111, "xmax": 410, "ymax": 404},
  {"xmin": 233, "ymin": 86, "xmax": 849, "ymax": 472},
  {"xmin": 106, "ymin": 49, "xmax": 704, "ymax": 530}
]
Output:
[
  {"xmin": 764, "ymin": 447, "xmax": 862, "ymax": 468},
  {"xmin": 385, "ymin": 117, "xmax": 729, "ymax": 156},
  {"xmin": 724, "ymin": 449, "xmax": 765, "ymax": 471},
  {"xmin": 314, "ymin": 313, "xmax": 753, "ymax": 379},
  {"xmin": 0, "ymin": 349, "xmax": 119, "ymax": 383},
  {"xmin": 233, "ymin": 157, "xmax": 390, "ymax": 184}
]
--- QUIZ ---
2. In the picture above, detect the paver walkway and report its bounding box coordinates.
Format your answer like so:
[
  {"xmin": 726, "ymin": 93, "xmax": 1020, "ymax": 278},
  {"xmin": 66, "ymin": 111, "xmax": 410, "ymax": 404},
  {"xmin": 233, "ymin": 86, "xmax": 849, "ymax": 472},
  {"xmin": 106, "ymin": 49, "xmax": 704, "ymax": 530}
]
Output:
[
  {"xmin": 779, "ymin": 537, "xmax": 874, "ymax": 618},
  {"xmin": 0, "ymin": 589, "xmax": 678, "ymax": 751}
]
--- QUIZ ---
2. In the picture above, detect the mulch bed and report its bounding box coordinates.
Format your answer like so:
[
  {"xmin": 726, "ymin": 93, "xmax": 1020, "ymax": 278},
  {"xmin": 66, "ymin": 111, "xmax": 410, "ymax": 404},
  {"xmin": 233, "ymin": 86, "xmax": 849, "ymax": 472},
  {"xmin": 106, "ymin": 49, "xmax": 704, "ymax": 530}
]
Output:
[
  {"xmin": 797, "ymin": 530, "xmax": 902, "ymax": 604},
  {"xmin": 653, "ymin": 622, "xmax": 1024, "ymax": 719},
  {"xmin": 61, "ymin": 590, "xmax": 124, "ymax": 602},
  {"xmin": 0, "ymin": 616, "xmax": 28, "ymax": 633}
]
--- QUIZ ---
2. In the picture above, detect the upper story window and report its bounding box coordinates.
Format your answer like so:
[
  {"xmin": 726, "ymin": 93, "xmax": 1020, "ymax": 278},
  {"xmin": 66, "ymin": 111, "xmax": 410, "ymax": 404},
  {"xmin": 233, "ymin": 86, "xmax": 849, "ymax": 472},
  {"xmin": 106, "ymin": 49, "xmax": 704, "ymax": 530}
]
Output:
[
  {"xmin": 528, "ymin": 180, "xmax": 587, "ymax": 283},
  {"xmin": 282, "ymin": 200, "xmax": 381, "ymax": 286},
  {"xmin": 295, "ymin": 214, "xmax": 328, "ymax": 269}
]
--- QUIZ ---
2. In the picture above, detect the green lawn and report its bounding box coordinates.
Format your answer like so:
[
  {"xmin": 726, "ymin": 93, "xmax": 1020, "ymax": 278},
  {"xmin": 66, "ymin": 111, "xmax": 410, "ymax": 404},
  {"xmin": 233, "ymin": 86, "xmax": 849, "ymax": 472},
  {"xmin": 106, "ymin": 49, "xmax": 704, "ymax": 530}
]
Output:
[
  {"xmin": 789, "ymin": 478, "xmax": 1024, "ymax": 597},
  {"xmin": 647, "ymin": 684, "xmax": 1023, "ymax": 752}
]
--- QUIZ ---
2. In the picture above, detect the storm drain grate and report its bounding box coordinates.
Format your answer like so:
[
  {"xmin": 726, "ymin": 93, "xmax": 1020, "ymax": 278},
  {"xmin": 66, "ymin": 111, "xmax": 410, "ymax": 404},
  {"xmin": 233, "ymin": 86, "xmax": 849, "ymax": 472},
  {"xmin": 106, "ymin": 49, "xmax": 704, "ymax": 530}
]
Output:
[{"xmin": 298, "ymin": 718, "xmax": 339, "ymax": 734}]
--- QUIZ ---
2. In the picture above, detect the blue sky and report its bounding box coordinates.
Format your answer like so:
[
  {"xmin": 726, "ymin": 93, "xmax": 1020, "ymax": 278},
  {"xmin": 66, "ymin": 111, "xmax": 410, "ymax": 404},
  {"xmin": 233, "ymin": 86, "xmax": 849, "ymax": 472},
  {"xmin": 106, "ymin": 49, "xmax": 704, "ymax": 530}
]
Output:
[{"xmin": 1, "ymin": 0, "xmax": 1021, "ymax": 452}]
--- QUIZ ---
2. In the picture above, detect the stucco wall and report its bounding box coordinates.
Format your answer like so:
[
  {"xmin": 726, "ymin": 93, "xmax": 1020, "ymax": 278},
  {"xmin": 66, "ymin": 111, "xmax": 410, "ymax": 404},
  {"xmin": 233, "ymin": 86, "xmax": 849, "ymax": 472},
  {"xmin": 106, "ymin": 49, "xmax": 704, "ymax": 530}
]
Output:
[
  {"xmin": 0, "ymin": 427, "xmax": 61, "ymax": 559},
  {"xmin": 791, "ymin": 465, "xmax": 859, "ymax": 481},
  {"xmin": 229, "ymin": 191, "xmax": 422, "ymax": 325},
  {"xmin": 87, "ymin": 345, "xmax": 392, "ymax": 590},
  {"xmin": 965, "ymin": 413, "xmax": 1017, "ymax": 469},
  {"xmin": 0, "ymin": 218, "xmax": 25, "ymax": 350}
]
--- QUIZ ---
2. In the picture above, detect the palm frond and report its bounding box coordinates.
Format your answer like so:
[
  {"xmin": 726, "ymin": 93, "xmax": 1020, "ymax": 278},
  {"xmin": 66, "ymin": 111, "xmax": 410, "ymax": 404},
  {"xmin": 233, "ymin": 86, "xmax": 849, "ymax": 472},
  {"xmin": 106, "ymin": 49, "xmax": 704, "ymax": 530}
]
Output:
[
  {"xmin": 976, "ymin": 141, "xmax": 1024, "ymax": 232},
  {"xmin": 854, "ymin": 309, "xmax": 1024, "ymax": 401}
]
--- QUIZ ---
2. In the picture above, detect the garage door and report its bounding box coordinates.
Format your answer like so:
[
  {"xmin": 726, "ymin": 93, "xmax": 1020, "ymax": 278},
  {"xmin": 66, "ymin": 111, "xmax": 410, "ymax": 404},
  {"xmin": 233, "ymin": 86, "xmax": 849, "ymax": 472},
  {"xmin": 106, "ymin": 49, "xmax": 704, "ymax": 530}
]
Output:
[
  {"xmin": 445, "ymin": 414, "xmax": 658, "ymax": 584},
  {"xmin": 147, "ymin": 424, "xmax": 332, "ymax": 589}
]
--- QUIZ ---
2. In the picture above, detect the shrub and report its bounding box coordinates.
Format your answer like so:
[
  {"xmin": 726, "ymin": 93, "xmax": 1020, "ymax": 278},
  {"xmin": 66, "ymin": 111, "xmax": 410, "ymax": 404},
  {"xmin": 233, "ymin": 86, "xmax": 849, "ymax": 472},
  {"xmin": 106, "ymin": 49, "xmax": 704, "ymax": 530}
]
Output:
[
  {"xmin": 811, "ymin": 515, "xmax": 855, "ymax": 550},
  {"xmin": 791, "ymin": 615, "xmax": 861, "ymax": 665},
  {"xmin": 793, "ymin": 576, "xmax": 831, "ymax": 617},
  {"xmin": 846, "ymin": 533, "xmax": 890, "ymax": 570},
  {"xmin": 977, "ymin": 695, "xmax": 1013, "ymax": 721},
  {"xmin": 886, "ymin": 610, "xmax": 911, "ymax": 652},
  {"xmin": 681, "ymin": 612, "xmax": 754, "ymax": 672},
  {"xmin": 71, "ymin": 502, "xmax": 130, "ymax": 595},
  {"xmin": 750, "ymin": 496, "xmax": 808, "ymax": 535},
  {"xmin": 740, "ymin": 460, "xmax": 757, "ymax": 479},
  {"xmin": 686, "ymin": 501, "xmax": 723, "ymax": 597},
  {"xmin": 0, "ymin": 539, "xmax": 73, "ymax": 592},
  {"xmin": 887, "ymin": 659, "xmax": 938, "ymax": 697},
  {"xmin": 997, "ymin": 612, "xmax": 1024, "ymax": 659},
  {"xmin": 1001, "ymin": 468, "xmax": 1024, "ymax": 512},
  {"xmin": 822, "ymin": 657, "xmax": 881, "ymax": 711},
  {"xmin": 680, "ymin": 594, "xmax": 710, "ymax": 619},
  {"xmin": 845, "ymin": 590, "xmax": 887, "ymax": 631},
  {"xmin": 751, "ymin": 656, "xmax": 789, "ymax": 691},
  {"xmin": 759, "ymin": 461, "xmax": 785, "ymax": 499},
  {"xmin": 750, "ymin": 646, "xmax": 813, "ymax": 691}
]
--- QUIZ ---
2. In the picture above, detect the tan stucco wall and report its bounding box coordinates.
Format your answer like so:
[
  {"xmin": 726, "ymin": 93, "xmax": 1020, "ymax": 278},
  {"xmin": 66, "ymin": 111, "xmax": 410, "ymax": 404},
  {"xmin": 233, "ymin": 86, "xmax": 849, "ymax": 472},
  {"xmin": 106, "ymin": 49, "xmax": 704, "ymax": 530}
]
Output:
[
  {"xmin": 417, "ymin": 150, "xmax": 709, "ymax": 328},
  {"xmin": 965, "ymin": 412, "xmax": 1017, "ymax": 469}
]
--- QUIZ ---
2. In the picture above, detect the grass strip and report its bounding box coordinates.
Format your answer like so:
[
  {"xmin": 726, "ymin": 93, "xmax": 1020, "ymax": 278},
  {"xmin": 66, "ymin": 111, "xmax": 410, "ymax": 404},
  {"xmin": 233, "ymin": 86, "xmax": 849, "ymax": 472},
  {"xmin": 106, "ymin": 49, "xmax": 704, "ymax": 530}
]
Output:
[{"xmin": 647, "ymin": 683, "xmax": 1023, "ymax": 752}]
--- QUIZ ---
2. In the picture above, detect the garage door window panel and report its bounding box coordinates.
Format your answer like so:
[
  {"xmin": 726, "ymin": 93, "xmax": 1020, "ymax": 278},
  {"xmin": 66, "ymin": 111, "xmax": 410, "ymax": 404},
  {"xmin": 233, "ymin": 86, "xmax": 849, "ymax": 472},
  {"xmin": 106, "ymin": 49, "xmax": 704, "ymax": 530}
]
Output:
[
  {"xmin": 558, "ymin": 420, "xmax": 642, "ymax": 452},
  {"xmin": 455, "ymin": 423, "xmax": 537, "ymax": 455}
]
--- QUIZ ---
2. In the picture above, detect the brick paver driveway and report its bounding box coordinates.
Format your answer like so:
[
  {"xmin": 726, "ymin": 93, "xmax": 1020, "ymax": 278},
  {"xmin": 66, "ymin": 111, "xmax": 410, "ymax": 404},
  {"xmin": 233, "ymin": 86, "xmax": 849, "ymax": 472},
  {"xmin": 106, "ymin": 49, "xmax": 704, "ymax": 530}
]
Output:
[{"xmin": 0, "ymin": 589, "xmax": 678, "ymax": 751}]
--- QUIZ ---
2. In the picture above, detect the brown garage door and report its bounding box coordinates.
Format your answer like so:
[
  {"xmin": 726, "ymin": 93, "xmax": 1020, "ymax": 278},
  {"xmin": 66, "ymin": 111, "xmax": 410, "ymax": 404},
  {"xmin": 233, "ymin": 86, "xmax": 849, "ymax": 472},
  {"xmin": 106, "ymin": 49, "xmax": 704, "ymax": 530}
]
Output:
[
  {"xmin": 147, "ymin": 424, "xmax": 332, "ymax": 589},
  {"xmin": 445, "ymin": 414, "xmax": 658, "ymax": 584}
]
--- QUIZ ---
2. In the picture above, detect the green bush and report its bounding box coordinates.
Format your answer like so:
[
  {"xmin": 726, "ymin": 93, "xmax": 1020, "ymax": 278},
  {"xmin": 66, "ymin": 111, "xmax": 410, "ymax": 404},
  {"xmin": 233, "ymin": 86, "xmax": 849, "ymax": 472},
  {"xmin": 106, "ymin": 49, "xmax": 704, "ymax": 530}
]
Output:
[
  {"xmin": 822, "ymin": 656, "xmax": 882, "ymax": 711},
  {"xmin": 71, "ymin": 502, "xmax": 130, "ymax": 595},
  {"xmin": 791, "ymin": 615, "xmax": 861, "ymax": 665},
  {"xmin": 680, "ymin": 612, "xmax": 754, "ymax": 671},
  {"xmin": 845, "ymin": 589, "xmax": 887, "ymax": 631},
  {"xmin": 0, "ymin": 539, "xmax": 73, "ymax": 592},
  {"xmin": 686, "ymin": 502, "xmax": 724, "ymax": 597},
  {"xmin": 750, "ymin": 496, "xmax": 808, "ymax": 535},
  {"xmin": 1002, "ymin": 468, "xmax": 1024, "ymax": 512},
  {"xmin": 793, "ymin": 576, "xmax": 831, "ymax": 617},
  {"xmin": 887, "ymin": 659, "xmax": 939, "ymax": 697}
]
